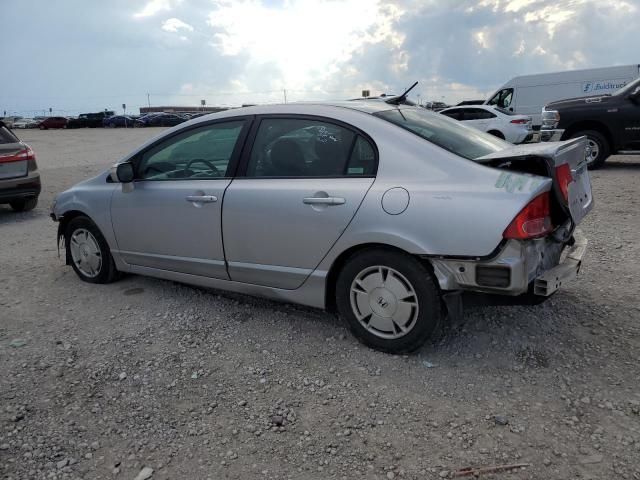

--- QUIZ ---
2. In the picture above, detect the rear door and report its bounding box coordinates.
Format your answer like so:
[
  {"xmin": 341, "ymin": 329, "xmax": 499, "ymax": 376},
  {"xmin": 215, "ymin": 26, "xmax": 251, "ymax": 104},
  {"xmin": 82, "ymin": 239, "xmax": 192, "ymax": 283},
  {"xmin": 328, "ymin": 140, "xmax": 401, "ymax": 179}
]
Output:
[
  {"xmin": 222, "ymin": 116, "xmax": 377, "ymax": 289},
  {"xmin": 0, "ymin": 126, "xmax": 27, "ymax": 180},
  {"xmin": 617, "ymin": 88, "xmax": 640, "ymax": 149}
]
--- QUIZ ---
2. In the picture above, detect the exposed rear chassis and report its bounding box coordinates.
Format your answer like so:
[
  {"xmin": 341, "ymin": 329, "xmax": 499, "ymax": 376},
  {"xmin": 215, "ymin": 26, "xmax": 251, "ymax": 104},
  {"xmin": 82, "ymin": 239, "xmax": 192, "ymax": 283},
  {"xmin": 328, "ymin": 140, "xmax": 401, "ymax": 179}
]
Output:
[{"xmin": 430, "ymin": 229, "xmax": 587, "ymax": 297}]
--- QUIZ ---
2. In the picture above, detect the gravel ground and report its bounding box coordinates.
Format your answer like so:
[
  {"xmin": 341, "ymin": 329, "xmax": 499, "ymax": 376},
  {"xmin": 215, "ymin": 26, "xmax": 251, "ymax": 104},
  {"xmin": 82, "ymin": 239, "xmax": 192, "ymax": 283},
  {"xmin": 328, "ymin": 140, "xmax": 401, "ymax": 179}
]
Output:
[{"xmin": 1, "ymin": 128, "xmax": 639, "ymax": 480}]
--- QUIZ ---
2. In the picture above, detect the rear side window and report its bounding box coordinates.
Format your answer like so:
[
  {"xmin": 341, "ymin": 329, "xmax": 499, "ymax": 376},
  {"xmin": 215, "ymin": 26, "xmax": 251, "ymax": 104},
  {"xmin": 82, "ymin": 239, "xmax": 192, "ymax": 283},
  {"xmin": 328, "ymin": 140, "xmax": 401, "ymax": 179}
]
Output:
[
  {"xmin": 347, "ymin": 136, "xmax": 376, "ymax": 175},
  {"xmin": 0, "ymin": 125, "xmax": 19, "ymax": 144},
  {"xmin": 465, "ymin": 108, "xmax": 496, "ymax": 120},
  {"xmin": 440, "ymin": 109, "xmax": 463, "ymax": 120},
  {"xmin": 246, "ymin": 118, "xmax": 375, "ymax": 178}
]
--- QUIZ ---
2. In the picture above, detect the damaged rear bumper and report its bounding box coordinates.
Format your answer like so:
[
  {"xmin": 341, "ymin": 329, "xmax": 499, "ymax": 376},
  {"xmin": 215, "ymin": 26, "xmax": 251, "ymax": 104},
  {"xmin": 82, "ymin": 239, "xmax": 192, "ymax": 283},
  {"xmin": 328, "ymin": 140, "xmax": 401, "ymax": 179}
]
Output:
[
  {"xmin": 533, "ymin": 231, "xmax": 587, "ymax": 296},
  {"xmin": 430, "ymin": 229, "xmax": 587, "ymax": 297}
]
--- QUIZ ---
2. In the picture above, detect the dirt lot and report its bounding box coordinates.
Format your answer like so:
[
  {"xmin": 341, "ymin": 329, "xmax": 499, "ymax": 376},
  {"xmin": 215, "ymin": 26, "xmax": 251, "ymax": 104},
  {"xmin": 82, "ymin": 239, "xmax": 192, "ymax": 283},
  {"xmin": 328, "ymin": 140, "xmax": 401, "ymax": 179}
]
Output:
[{"xmin": 1, "ymin": 128, "xmax": 639, "ymax": 480}]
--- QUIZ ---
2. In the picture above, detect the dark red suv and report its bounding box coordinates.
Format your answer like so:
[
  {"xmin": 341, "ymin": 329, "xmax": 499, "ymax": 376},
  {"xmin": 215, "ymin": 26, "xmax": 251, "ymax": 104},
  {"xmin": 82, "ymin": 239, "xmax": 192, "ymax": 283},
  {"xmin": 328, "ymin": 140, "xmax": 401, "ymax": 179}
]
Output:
[{"xmin": 38, "ymin": 117, "xmax": 68, "ymax": 129}]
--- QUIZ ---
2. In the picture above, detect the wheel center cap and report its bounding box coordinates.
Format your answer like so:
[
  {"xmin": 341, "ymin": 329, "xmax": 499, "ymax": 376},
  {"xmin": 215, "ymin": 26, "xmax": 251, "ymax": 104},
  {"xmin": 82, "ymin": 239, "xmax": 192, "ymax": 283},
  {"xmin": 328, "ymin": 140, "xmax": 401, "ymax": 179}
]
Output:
[{"xmin": 369, "ymin": 287, "xmax": 397, "ymax": 317}]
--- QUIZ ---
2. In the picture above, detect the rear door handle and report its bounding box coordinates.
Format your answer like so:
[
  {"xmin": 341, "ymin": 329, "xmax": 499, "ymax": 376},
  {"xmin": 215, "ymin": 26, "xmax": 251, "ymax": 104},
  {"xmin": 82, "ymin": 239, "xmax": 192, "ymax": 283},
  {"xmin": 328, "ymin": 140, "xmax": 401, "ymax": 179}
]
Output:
[
  {"xmin": 303, "ymin": 197, "xmax": 345, "ymax": 205},
  {"xmin": 186, "ymin": 195, "xmax": 218, "ymax": 203}
]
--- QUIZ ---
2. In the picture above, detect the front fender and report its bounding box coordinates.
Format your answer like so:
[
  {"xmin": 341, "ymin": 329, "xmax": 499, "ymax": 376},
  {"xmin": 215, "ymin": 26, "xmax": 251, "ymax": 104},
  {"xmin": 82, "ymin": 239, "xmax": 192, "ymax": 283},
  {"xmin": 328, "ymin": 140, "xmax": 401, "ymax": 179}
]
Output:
[{"xmin": 53, "ymin": 171, "xmax": 119, "ymax": 254}]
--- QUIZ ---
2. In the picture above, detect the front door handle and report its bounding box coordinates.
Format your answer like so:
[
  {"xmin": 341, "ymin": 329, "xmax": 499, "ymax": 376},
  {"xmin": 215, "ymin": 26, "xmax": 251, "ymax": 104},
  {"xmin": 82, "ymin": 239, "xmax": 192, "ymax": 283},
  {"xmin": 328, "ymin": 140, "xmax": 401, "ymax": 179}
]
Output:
[
  {"xmin": 303, "ymin": 196, "xmax": 345, "ymax": 206},
  {"xmin": 185, "ymin": 195, "xmax": 218, "ymax": 203}
]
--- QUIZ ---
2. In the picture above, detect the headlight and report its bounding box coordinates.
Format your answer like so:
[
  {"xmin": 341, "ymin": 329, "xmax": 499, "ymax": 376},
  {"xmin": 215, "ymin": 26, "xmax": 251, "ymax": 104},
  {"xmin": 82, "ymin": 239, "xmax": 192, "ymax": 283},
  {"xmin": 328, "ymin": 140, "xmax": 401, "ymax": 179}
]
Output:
[{"xmin": 541, "ymin": 109, "xmax": 560, "ymax": 129}]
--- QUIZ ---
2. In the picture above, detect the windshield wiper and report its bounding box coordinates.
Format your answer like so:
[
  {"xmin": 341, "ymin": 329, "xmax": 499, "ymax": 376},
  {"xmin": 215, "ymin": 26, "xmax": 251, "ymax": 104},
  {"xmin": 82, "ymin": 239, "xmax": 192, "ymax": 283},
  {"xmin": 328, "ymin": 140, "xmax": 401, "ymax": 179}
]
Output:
[{"xmin": 385, "ymin": 81, "xmax": 418, "ymax": 105}]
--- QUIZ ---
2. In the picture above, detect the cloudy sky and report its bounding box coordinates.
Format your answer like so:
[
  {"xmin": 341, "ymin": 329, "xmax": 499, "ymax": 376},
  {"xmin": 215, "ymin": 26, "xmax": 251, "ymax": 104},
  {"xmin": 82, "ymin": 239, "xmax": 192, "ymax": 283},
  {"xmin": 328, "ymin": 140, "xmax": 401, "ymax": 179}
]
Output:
[{"xmin": 1, "ymin": 0, "xmax": 638, "ymax": 115}]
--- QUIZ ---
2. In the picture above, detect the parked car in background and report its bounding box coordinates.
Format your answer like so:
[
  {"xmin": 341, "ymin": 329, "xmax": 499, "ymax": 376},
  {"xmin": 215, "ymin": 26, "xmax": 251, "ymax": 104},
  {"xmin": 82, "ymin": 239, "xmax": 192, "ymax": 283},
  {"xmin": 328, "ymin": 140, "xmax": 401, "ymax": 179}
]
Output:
[
  {"xmin": 0, "ymin": 116, "xmax": 23, "ymax": 128},
  {"xmin": 67, "ymin": 111, "xmax": 115, "ymax": 128},
  {"xmin": 424, "ymin": 101, "xmax": 449, "ymax": 111},
  {"xmin": 457, "ymin": 100, "xmax": 485, "ymax": 106},
  {"xmin": 349, "ymin": 95, "xmax": 417, "ymax": 106},
  {"xmin": 12, "ymin": 118, "xmax": 39, "ymax": 129},
  {"xmin": 52, "ymin": 102, "xmax": 592, "ymax": 353},
  {"xmin": 134, "ymin": 113, "xmax": 185, "ymax": 127},
  {"xmin": 440, "ymin": 105, "xmax": 537, "ymax": 144},
  {"xmin": 486, "ymin": 64, "xmax": 640, "ymax": 128},
  {"xmin": 103, "ymin": 115, "xmax": 135, "ymax": 128},
  {"xmin": 541, "ymin": 77, "xmax": 640, "ymax": 168},
  {"xmin": 0, "ymin": 121, "xmax": 40, "ymax": 212},
  {"xmin": 38, "ymin": 117, "xmax": 68, "ymax": 129}
]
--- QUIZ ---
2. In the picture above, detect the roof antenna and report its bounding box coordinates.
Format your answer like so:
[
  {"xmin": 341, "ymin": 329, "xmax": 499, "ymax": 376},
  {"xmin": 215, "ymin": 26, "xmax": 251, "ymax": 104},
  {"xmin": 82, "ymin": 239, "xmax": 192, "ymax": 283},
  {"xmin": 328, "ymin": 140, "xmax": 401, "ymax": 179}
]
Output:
[{"xmin": 385, "ymin": 81, "xmax": 418, "ymax": 105}]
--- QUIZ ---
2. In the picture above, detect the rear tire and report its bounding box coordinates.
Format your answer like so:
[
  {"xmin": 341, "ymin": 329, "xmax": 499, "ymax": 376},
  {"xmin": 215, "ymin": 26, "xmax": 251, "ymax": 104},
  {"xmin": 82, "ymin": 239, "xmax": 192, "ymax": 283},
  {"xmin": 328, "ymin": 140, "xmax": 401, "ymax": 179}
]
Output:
[
  {"xmin": 570, "ymin": 130, "xmax": 609, "ymax": 169},
  {"xmin": 487, "ymin": 130, "xmax": 505, "ymax": 139},
  {"xmin": 335, "ymin": 249, "xmax": 442, "ymax": 354},
  {"xmin": 64, "ymin": 216, "xmax": 119, "ymax": 284},
  {"xmin": 10, "ymin": 197, "xmax": 38, "ymax": 212}
]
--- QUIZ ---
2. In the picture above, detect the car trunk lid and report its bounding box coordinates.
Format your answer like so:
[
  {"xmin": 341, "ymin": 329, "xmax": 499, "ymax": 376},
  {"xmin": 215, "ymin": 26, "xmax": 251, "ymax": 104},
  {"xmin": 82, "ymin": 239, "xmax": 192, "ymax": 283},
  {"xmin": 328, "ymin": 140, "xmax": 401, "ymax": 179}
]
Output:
[{"xmin": 475, "ymin": 137, "xmax": 593, "ymax": 227}]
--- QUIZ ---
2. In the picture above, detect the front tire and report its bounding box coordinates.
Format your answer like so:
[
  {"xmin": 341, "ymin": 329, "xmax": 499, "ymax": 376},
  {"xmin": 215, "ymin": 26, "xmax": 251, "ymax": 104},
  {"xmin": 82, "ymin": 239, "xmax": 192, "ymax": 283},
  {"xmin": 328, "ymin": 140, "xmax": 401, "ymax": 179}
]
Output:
[
  {"xmin": 570, "ymin": 130, "xmax": 609, "ymax": 169},
  {"xmin": 65, "ymin": 216, "xmax": 119, "ymax": 284},
  {"xmin": 335, "ymin": 249, "xmax": 442, "ymax": 354},
  {"xmin": 10, "ymin": 197, "xmax": 38, "ymax": 212}
]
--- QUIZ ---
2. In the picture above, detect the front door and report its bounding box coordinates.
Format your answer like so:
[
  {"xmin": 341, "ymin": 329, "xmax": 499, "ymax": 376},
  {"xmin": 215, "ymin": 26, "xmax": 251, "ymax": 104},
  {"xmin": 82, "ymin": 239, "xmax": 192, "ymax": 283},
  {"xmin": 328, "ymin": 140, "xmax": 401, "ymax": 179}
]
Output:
[
  {"xmin": 110, "ymin": 119, "xmax": 250, "ymax": 278},
  {"xmin": 223, "ymin": 117, "xmax": 377, "ymax": 289},
  {"xmin": 618, "ymin": 92, "xmax": 640, "ymax": 150}
]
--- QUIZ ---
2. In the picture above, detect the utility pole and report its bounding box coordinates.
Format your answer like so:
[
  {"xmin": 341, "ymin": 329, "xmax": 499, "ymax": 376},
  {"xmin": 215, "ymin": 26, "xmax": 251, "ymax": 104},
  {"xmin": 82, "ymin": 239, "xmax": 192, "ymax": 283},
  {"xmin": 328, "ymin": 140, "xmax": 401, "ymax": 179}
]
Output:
[
  {"xmin": 283, "ymin": 89, "xmax": 287, "ymax": 104},
  {"xmin": 147, "ymin": 93, "xmax": 151, "ymax": 108}
]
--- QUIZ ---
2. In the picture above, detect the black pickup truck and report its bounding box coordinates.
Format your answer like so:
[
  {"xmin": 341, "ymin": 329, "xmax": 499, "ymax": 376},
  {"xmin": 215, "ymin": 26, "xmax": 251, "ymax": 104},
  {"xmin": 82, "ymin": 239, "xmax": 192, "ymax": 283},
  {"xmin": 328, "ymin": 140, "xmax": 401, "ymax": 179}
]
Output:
[{"xmin": 540, "ymin": 77, "xmax": 640, "ymax": 169}]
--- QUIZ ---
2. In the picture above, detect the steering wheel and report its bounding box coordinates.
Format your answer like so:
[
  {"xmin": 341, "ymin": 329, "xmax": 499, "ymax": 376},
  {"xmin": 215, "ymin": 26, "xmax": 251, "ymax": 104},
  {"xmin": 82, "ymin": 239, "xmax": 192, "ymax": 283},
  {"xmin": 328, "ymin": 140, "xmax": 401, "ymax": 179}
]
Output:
[{"xmin": 185, "ymin": 158, "xmax": 220, "ymax": 176}]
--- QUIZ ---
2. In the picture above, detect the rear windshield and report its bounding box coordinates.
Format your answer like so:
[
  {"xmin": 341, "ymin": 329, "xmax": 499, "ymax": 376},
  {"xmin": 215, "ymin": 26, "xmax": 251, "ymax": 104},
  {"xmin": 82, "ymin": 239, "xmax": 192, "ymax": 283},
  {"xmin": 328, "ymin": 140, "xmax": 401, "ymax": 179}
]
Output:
[
  {"xmin": 374, "ymin": 108, "xmax": 507, "ymax": 160},
  {"xmin": 0, "ymin": 125, "xmax": 19, "ymax": 144}
]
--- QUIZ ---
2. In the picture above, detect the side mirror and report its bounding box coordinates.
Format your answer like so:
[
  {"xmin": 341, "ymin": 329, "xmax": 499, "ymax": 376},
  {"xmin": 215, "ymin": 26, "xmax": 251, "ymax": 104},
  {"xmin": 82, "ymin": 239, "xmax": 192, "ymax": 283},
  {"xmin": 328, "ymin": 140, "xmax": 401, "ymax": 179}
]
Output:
[
  {"xmin": 629, "ymin": 88, "xmax": 640, "ymax": 104},
  {"xmin": 115, "ymin": 162, "xmax": 134, "ymax": 183}
]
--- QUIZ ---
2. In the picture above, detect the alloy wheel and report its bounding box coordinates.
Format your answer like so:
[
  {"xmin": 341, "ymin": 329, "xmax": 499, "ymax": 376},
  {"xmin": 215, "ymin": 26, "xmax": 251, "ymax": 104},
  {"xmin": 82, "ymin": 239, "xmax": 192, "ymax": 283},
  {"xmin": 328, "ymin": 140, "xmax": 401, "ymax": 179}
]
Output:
[{"xmin": 586, "ymin": 138, "xmax": 600, "ymax": 166}]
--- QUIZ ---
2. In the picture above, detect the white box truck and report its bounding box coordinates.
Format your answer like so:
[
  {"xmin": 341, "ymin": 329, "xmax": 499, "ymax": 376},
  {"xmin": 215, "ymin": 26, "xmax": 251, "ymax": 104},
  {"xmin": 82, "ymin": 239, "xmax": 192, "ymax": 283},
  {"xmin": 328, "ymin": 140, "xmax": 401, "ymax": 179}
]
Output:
[{"xmin": 485, "ymin": 64, "xmax": 640, "ymax": 127}]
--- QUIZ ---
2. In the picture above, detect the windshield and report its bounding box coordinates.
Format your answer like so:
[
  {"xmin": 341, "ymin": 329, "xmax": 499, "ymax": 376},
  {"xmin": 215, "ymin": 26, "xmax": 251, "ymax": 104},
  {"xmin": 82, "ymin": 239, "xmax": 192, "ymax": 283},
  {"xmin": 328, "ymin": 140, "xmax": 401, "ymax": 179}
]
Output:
[
  {"xmin": 375, "ymin": 108, "xmax": 508, "ymax": 160},
  {"xmin": 614, "ymin": 77, "xmax": 640, "ymax": 96}
]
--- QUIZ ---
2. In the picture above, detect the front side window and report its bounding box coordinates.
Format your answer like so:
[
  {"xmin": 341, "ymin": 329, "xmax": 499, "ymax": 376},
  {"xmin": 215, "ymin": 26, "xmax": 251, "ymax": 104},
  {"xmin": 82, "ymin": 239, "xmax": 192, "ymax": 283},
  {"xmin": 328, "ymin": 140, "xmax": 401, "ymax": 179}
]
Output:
[
  {"xmin": 487, "ymin": 88, "xmax": 514, "ymax": 109},
  {"xmin": 375, "ymin": 107, "xmax": 508, "ymax": 161},
  {"xmin": 138, "ymin": 120, "xmax": 245, "ymax": 180},
  {"xmin": 246, "ymin": 118, "xmax": 375, "ymax": 177}
]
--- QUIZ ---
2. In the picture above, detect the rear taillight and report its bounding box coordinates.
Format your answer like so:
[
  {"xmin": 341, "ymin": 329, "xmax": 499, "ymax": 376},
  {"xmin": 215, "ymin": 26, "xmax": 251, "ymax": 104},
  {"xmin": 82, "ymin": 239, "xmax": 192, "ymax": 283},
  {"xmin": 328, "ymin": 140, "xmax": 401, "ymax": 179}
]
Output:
[
  {"xmin": 510, "ymin": 118, "xmax": 528, "ymax": 124},
  {"xmin": 0, "ymin": 146, "xmax": 35, "ymax": 163},
  {"xmin": 555, "ymin": 163, "xmax": 573, "ymax": 202},
  {"xmin": 503, "ymin": 192, "xmax": 553, "ymax": 240}
]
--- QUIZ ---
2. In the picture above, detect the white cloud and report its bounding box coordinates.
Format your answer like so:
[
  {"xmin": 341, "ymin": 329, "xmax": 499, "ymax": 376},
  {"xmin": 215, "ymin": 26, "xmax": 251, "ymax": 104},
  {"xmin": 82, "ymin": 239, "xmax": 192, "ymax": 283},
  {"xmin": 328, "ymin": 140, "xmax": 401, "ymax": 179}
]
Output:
[
  {"xmin": 161, "ymin": 18, "xmax": 194, "ymax": 33},
  {"xmin": 3, "ymin": 0, "xmax": 640, "ymax": 113},
  {"xmin": 207, "ymin": 0, "xmax": 402, "ymax": 91},
  {"xmin": 134, "ymin": 0, "xmax": 182, "ymax": 18}
]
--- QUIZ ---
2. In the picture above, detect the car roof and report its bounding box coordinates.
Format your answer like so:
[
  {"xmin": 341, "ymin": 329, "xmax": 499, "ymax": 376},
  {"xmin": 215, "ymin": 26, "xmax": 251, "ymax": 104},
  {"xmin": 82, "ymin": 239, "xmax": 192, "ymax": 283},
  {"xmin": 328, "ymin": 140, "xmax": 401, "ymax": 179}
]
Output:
[{"xmin": 185, "ymin": 101, "xmax": 404, "ymax": 126}]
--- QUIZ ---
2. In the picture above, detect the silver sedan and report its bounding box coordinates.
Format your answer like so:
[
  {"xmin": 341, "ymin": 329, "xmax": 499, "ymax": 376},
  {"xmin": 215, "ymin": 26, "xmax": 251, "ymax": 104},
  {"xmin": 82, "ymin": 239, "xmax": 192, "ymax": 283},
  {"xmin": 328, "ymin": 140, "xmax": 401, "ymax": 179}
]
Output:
[{"xmin": 51, "ymin": 102, "xmax": 593, "ymax": 353}]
